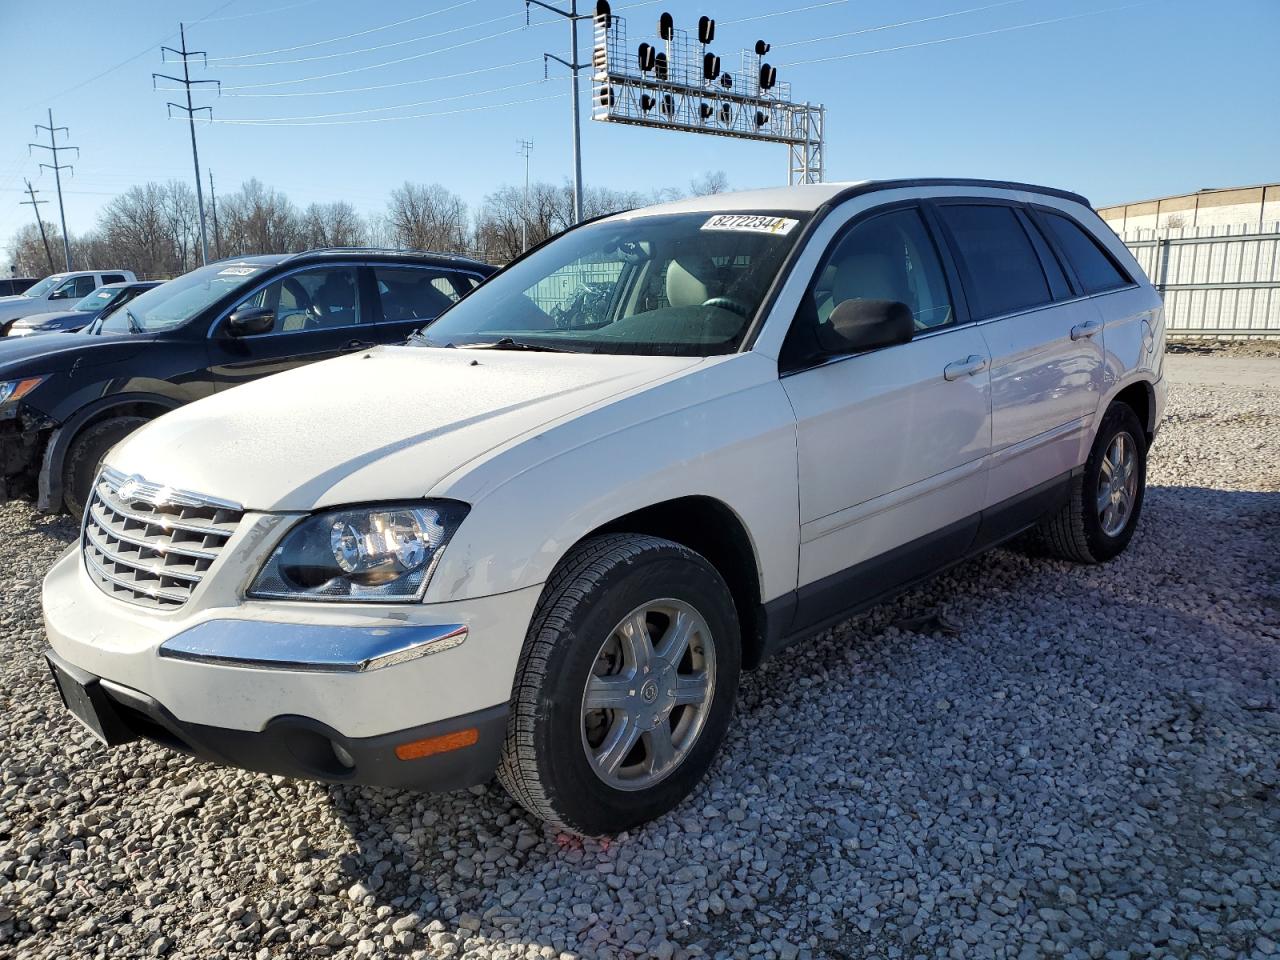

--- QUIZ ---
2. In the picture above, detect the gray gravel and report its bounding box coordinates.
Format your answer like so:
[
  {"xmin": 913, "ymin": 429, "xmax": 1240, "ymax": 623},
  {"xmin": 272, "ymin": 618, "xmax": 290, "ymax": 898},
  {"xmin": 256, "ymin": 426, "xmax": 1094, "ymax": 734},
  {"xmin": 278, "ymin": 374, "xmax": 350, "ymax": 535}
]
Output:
[{"xmin": 2, "ymin": 375, "xmax": 1278, "ymax": 960}]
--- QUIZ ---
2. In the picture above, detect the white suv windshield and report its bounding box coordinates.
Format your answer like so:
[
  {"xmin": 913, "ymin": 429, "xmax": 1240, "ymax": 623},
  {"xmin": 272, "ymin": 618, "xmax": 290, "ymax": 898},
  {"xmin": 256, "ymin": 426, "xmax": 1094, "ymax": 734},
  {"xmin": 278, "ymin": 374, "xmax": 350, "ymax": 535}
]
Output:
[
  {"xmin": 419, "ymin": 211, "xmax": 809, "ymax": 356},
  {"xmin": 96, "ymin": 263, "xmax": 267, "ymax": 334}
]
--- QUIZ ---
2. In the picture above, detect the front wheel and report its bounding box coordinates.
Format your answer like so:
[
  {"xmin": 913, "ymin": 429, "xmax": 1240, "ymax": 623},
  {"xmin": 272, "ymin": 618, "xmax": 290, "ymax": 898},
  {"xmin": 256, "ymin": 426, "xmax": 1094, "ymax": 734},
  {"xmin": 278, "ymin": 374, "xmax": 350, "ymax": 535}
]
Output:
[
  {"xmin": 1036, "ymin": 402, "xmax": 1148, "ymax": 564},
  {"xmin": 61, "ymin": 416, "xmax": 149, "ymax": 517},
  {"xmin": 498, "ymin": 534, "xmax": 741, "ymax": 836}
]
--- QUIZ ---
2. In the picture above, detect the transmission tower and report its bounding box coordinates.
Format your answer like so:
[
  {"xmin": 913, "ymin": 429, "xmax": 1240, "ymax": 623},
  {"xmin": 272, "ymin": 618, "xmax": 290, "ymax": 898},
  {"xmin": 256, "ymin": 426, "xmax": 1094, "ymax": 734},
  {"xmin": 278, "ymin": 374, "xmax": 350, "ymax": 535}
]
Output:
[
  {"xmin": 19, "ymin": 179, "xmax": 56, "ymax": 274},
  {"xmin": 527, "ymin": 0, "xmax": 586, "ymax": 225},
  {"xmin": 517, "ymin": 139, "xmax": 533, "ymax": 252},
  {"xmin": 154, "ymin": 23, "xmax": 220, "ymax": 265},
  {"xmin": 28, "ymin": 110, "xmax": 77, "ymax": 271}
]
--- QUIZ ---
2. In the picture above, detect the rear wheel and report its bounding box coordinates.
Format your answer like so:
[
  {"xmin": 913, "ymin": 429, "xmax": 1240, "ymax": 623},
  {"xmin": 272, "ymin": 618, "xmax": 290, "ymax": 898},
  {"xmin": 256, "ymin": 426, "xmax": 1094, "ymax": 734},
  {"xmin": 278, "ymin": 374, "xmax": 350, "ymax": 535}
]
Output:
[
  {"xmin": 61, "ymin": 416, "xmax": 149, "ymax": 517},
  {"xmin": 1036, "ymin": 403, "xmax": 1147, "ymax": 564},
  {"xmin": 498, "ymin": 534, "xmax": 741, "ymax": 836}
]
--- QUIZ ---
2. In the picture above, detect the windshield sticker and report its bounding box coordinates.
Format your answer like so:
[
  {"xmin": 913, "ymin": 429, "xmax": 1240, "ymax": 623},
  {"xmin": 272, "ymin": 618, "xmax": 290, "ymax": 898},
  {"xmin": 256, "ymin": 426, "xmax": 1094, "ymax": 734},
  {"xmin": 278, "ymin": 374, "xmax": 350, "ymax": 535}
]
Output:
[
  {"xmin": 701, "ymin": 214, "xmax": 799, "ymax": 235},
  {"xmin": 218, "ymin": 266, "xmax": 259, "ymax": 277}
]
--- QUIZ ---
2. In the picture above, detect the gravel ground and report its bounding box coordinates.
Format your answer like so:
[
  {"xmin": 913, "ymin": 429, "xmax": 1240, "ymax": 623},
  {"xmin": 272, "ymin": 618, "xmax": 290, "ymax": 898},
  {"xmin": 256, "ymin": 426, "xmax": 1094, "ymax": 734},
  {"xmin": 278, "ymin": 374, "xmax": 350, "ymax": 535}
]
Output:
[{"xmin": 2, "ymin": 377, "xmax": 1278, "ymax": 960}]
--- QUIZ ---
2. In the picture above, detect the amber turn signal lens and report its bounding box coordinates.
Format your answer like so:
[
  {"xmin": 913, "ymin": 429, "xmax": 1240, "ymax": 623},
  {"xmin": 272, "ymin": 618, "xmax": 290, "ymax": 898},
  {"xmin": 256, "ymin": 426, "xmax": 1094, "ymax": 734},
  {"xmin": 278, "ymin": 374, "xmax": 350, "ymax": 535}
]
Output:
[{"xmin": 394, "ymin": 727, "xmax": 479, "ymax": 761}]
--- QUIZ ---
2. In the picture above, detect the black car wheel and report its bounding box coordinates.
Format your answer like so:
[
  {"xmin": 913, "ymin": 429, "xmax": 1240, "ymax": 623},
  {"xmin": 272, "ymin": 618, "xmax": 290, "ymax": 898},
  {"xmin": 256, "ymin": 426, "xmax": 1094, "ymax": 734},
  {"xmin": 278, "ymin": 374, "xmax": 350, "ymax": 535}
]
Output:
[{"xmin": 62, "ymin": 416, "xmax": 149, "ymax": 517}]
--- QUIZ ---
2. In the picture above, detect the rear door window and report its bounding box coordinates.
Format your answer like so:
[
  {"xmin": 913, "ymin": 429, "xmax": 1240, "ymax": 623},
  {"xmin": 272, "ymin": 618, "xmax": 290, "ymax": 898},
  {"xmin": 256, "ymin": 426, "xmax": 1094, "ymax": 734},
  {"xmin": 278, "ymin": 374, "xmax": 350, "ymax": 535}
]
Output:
[
  {"xmin": 1040, "ymin": 211, "xmax": 1131, "ymax": 294},
  {"xmin": 936, "ymin": 204, "xmax": 1052, "ymax": 319},
  {"xmin": 101, "ymin": 274, "xmax": 127, "ymax": 285}
]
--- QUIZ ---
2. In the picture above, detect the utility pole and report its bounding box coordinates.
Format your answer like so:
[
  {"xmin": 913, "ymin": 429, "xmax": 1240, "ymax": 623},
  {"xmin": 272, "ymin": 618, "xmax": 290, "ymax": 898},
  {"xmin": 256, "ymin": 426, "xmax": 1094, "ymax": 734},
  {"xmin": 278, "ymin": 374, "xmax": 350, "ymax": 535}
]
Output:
[
  {"xmin": 517, "ymin": 139, "xmax": 533, "ymax": 251},
  {"xmin": 19, "ymin": 179, "xmax": 56, "ymax": 274},
  {"xmin": 28, "ymin": 109, "xmax": 77, "ymax": 271},
  {"xmin": 154, "ymin": 23, "xmax": 220, "ymax": 265},
  {"xmin": 527, "ymin": 0, "xmax": 585, "ymax": 225},
  {"xmin": 208, "ymin": 169, "xmax": 220, "ymax": 260}
]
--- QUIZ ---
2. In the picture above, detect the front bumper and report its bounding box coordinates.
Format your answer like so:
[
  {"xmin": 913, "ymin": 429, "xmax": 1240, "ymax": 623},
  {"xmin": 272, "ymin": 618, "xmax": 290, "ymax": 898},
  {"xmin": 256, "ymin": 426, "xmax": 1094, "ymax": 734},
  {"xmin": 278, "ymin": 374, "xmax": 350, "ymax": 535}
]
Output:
[
  {"xmin": 43, "ymin": 543, "xmax": 543, "ymax": 789},
  {"xmin": 46, "ymin": 648, "xmax": 507, "ymax": 790}
]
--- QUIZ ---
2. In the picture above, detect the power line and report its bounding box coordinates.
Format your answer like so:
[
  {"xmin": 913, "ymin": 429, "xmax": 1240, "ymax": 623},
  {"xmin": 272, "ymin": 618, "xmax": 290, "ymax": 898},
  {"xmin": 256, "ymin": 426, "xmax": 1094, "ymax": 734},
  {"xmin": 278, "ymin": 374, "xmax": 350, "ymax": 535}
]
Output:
[
  {"xmin": 154, "ymin": 24, "xmax": 221, "ymax": 265},
  {"xmin": 781, "ymin": 1, "xmax": 1153, "ymax": 67},
  {"xmin": 19, "ymin": 179, "xmax": 56, "ymax": 274},
  {"xmin": 211, "ymin": 23, "xmax": 532, "ymax": 90},
  {"xmin": 210, "ymin": 0, "xmax": 488, "ymax": 65},
  {"xmin": 19, "ymin": 0, "xmax": 239, "ymax": 110},
  {"xmin": 217, "ymin": 59, "xmax": 540, "ymax": 98},
  {"xmin": 29, "ymin": 110, "xmax": 77, "ymax": 271},
  {"xmin": 197, "ymin": 0, "xmax": 328, "ymax": 24},
  {"xmin": 781, "ymin": 0, "xmax": 1033, "ymax": 49},
  {"xmin": 201, "ymin": 90, "xmax": 566, "ymax": 126},
  {"xmin": 723, "ymin": 0, "xmax": 850, "ymax": 26},
  {"xmin": 214, "ymin": 77, "xmax": 563, "ymax": 123}
]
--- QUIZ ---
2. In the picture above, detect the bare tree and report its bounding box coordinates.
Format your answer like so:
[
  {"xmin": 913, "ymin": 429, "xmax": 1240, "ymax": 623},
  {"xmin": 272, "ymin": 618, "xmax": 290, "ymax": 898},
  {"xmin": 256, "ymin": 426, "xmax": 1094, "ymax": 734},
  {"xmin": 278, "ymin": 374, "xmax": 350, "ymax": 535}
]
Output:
[
  {"xmin": 689, "ymin": 170, "xmax": 730, "ymax": 197},
  {"xmin": 219, "ymin": 178, "xmax": 303, "ymax": 256},
  {"xmin": 386, "ymin": 182, "xmax": 468, "ymax": 252},
  {"xmin": 300, "ymin": 201, "xmax": 367, "ymax": 248},
  {"xmin": 5, "ymin": 223, "xmax": 62, "ymax": 277},
  {"xmin": 96, "ymin": 183, "xmax": 178, "ymax": 278}
]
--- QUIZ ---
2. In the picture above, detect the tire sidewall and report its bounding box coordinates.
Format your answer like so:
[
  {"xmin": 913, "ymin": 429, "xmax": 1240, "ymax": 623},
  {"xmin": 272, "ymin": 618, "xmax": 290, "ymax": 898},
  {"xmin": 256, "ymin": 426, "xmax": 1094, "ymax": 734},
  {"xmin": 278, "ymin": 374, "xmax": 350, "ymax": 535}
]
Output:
[
  {"xmin": 62, "ymin": 416, "xmax": 149, "ymax": 516},
  {"xmin": 532, "ymin": 545, "xmax": 740, "ymax": 836},
  {"xmin": 1080, "ymin": 404, "xmax": 1147, "ymax": 562}
]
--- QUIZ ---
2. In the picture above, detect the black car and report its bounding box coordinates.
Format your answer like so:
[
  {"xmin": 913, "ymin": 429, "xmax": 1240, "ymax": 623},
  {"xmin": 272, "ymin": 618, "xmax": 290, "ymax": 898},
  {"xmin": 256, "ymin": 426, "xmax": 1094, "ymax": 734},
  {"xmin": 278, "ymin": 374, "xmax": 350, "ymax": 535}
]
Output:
[
  {"xmin": 0, "ymin": 248, "xmax": 495, "ymax": 514},
  {"xmin": 7, "ymin": 281, "xmax": 163, "ymax": 338},
  {"xmin": 0, "ymin": 277, "xmax": 39, "ymax": 297}
]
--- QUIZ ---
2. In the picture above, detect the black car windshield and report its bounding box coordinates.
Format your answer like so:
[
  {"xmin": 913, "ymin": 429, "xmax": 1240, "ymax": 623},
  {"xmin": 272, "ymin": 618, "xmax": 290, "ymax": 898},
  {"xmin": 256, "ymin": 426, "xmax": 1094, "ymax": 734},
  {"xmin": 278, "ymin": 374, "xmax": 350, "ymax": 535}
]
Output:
[
  {"xmin": 22, "ymin": 275, "xmax": 65, "ymax": 298},
  {"xmin": 417, "ymin": 210, "xmax": 810, "ymax": 356},
  {"xmin": 74, "ymin": 287, "xmax": 120, "ymax": 312},
  {"xmin": 96, "ymin": 263, "xmax": 266, "ymax": 334}
]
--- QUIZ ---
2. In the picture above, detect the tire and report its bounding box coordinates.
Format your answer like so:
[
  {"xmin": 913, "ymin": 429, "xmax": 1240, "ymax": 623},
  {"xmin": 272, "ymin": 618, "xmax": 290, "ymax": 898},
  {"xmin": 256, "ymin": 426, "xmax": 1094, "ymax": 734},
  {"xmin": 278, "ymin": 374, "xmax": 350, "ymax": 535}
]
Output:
[
  {"xmin": 498, "ymin": 533, "xmax": 741, "ymax": 836},
  {"xmin": 61, "ymin": 416, "xmax": 149, "ymax": 517},
  {"xmin": 1035, "ymin": 402, "xmax": 1147, "ymax": 564}
]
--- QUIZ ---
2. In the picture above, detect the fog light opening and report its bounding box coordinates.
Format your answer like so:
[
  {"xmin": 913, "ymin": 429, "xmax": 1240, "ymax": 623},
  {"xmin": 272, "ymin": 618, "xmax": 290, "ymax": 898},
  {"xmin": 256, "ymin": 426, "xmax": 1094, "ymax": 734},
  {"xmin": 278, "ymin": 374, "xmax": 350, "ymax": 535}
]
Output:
[{"xmin": 331, "ymin": 740, "xmax": 356, "ymax": 770}]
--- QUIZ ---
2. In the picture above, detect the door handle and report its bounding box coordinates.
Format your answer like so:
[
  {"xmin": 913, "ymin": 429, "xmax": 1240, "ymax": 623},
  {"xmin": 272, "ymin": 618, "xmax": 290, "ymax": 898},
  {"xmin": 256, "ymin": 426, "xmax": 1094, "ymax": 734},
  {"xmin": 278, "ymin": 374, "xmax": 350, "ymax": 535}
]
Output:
[
  {"xmin": 1070, "ymin": 319, "xmax": 1103, "ymax": 340},
  {"xmin": 943, "ymin": 355, "xmax": 988, "ymax": 381},
  {"xmin": 344, "ymin": 339, "xmax": 375, "ymax": 350}
]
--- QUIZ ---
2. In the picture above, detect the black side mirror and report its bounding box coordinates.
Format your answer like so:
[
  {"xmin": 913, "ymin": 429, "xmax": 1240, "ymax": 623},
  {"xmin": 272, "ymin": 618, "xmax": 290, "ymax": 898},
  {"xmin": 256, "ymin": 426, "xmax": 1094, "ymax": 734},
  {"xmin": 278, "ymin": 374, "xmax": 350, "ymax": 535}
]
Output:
[
  {"xmin": 821, "ymin": 299, "xmax": 914, "ymax": 354},
  {"xmin": 227, "ymin": 305, "xmax": 275, "ymax": 337}
]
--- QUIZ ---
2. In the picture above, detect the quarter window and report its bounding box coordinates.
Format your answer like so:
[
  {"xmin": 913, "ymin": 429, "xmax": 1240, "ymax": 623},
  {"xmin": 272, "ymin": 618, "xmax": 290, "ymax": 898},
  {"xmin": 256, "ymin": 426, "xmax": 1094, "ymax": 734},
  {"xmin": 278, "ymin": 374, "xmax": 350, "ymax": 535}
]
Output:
[
  {"xmin": 372, "ymin": 267, "xmax": 466, "ymax": 322},
  {"xmin": 232, "ymin": 266, "xmax": 362, "ymax": 335},
  {"xmin": 1040, "ymin": 211, "xmax": 1130, "ymax": 294},
  {"xmin": 937, "ymin": 204, "xmax": 1052, "ymax": 319}
]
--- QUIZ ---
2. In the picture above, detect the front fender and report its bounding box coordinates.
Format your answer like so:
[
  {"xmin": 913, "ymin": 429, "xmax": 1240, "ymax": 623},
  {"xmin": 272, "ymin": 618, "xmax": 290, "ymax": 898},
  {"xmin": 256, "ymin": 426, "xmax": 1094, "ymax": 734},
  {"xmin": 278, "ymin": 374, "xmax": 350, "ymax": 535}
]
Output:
[
  {"xmin": 424, "ymin": 353, "xmax": 800, "ymax": 606},
  {"xmin": 37, "ymin": 392, "xmax": 182, "ymax": 513}
]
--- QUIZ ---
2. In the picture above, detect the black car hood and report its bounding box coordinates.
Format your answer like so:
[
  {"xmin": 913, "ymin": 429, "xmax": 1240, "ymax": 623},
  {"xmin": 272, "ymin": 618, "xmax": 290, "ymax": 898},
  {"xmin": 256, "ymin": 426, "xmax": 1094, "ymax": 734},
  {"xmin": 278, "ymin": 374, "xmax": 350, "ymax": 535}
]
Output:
[
  {"xmin": 0, "ymin": 332, "xmax": 150, "ymax": 375},
  {"xmin": 15, "ymin": 310, "xmax": 88, "ymax": 327}
]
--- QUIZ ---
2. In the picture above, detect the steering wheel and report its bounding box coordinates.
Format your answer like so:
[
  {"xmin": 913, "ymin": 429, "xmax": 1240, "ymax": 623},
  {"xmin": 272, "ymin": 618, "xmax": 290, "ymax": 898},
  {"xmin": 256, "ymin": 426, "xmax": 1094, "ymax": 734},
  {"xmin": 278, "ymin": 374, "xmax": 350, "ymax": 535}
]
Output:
[{"xmin": 701, "ymin": 296, "xmax": 751, "ymax": 318}]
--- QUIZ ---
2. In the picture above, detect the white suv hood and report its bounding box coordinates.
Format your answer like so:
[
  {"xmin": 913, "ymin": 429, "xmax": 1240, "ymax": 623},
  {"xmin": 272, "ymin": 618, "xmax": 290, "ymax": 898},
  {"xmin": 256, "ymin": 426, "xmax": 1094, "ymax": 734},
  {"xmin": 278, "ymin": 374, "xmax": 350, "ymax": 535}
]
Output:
[{"xmin": 108, "ymin": 345, "xmax": 702, "ymax": 511}]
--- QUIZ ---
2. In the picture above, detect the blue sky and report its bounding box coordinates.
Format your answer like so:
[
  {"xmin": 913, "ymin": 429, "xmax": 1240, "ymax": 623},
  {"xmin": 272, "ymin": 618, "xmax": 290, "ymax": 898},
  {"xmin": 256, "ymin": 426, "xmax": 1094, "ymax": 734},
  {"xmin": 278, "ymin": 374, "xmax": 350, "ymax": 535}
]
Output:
[{"xmin": 1, "ymin": 0, "xmax": 1276, "ymax": 247}]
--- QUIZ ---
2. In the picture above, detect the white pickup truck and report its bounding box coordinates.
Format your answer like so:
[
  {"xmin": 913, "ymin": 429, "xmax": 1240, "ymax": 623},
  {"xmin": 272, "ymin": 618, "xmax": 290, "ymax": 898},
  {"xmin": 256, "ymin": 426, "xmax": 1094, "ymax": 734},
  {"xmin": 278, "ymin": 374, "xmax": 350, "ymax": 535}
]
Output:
[
  {"xmin": 42, "ymin": 180, "xmax": 1164, "ymax": 836},
  {"xmin": 0, "ymin": 269, "xmax": 137, "ymax": 335}
]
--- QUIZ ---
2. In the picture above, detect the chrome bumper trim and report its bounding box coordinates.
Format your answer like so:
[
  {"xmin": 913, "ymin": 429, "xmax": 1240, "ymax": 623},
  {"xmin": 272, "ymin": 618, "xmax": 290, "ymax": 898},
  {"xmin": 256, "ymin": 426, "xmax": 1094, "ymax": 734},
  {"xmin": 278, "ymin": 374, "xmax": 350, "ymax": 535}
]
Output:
[{"xmin": 158, "ymin": 620, "xmax": 468, "ymax": 673}]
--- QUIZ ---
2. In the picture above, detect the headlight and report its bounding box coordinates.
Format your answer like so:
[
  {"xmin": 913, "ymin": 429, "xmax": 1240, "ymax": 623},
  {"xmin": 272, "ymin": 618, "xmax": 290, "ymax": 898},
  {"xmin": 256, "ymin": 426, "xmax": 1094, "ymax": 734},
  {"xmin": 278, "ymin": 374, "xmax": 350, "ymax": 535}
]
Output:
[
  {"xmin": 249, "ymin": 502, "xmax": 469, "ymax": 602},
  {"xmin": 0, "ymin": 377, "xmax": 46, "ymax": 404}
]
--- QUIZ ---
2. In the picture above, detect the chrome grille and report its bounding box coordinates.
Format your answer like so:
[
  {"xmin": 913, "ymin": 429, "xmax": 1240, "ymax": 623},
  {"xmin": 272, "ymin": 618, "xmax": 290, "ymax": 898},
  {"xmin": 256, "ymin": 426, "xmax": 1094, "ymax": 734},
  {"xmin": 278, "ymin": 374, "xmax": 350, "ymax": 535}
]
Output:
[{"xmin": 82, "ymin": 467, "xmax": 244, "ymax": 609}]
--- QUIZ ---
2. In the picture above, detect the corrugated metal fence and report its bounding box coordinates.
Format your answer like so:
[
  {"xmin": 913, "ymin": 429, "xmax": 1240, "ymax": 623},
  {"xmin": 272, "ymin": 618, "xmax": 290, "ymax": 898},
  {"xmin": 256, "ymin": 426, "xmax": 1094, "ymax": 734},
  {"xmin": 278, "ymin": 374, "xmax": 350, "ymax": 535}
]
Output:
[{"xmin": 1116, "ymin": 222, "xmax": 1280, "ymax": 337}]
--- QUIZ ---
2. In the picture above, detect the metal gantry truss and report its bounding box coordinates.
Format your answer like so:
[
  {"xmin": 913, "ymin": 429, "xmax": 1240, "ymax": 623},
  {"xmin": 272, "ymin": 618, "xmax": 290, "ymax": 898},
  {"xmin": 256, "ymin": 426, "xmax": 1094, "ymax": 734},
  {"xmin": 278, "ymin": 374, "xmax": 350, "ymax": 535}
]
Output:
[{"xmin": 591, "ymin": 10, "xmax": 825, "ymax": 184}]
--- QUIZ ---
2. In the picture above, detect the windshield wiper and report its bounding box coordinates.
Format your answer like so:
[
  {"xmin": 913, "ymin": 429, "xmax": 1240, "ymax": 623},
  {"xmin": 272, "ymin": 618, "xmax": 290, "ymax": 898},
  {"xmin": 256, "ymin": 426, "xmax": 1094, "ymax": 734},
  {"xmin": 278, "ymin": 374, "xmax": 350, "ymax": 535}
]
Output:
[
  {"xmin": 465, "ymin": 336, "xmax": 571, "ymax": 353},
  {"xmin": 124, "ymin": 308, "xmax": 143, "ymax": 334}
]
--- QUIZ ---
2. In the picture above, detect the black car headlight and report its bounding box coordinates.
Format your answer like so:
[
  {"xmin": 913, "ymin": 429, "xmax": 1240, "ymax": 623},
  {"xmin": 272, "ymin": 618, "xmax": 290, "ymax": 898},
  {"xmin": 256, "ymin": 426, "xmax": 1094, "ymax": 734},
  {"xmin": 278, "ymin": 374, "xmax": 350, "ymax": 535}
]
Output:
[
  {"xmin": 249, "ymin": 502, "xmax": 469, "ymax": 602},
  {"xmin": 0, "ymin": 377, "xmax": 46, "ymax": 405}
]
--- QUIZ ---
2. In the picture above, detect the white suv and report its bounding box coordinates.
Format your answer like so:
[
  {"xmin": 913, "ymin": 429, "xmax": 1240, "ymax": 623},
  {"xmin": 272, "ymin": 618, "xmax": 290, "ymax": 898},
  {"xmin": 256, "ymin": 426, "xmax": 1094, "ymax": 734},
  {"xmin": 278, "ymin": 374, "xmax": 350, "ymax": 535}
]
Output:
[{"xmin": 42, "ymin": 180, "xmax": 1165, "ymax": 835}]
